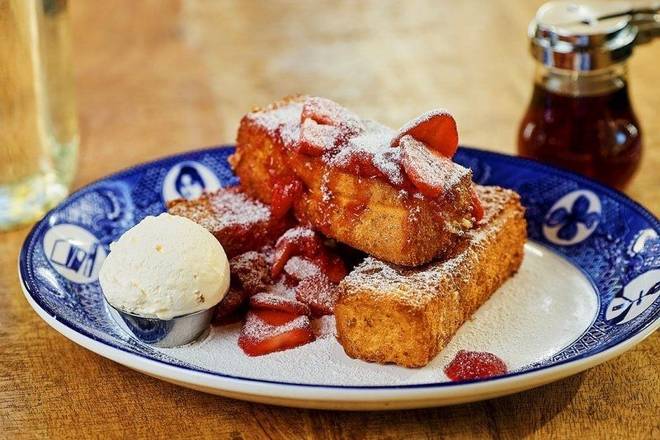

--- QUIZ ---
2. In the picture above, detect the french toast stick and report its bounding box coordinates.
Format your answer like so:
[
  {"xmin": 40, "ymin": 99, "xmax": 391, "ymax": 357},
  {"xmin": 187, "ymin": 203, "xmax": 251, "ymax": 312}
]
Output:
[
  {"xmin": 167, "ymin": 188, "xmax": 292, "ymax": 258},
  {"xmin": 231, "ymin": 97, "xmax": 476, "ymax": 266},
  {"xmin": 335, "ymin": 186, "xmax": 526, "ymax": 368}
]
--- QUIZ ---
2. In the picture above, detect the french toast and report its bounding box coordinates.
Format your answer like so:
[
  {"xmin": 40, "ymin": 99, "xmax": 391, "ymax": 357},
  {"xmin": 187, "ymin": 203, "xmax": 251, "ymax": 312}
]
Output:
[
  {"xmin": 335, "ymin": 186, "xmax": 526, "ymax": 368},
  {"xmin": 167, "ymin": 188, "xmax": 292, "ymax": 258},
  {"xmin": 231, "ymin": 96, "xmax": 477, "ymax": 267}
]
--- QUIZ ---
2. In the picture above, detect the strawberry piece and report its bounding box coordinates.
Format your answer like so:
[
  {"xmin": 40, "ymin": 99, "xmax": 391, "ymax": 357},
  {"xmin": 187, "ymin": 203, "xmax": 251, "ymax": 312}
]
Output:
[
  {"xmin": 230, "ymin": 251, "xmax": 272, "ymax": 295},
  {"xmin": 391, "ymin": 110, "xmax": 458, "ymax": 158},
  {"xmin": 297, "ymin": 119, "xmax": 343, "ymax": 156},
  {"xmin": 283, "ymin": 256, "xmax": 322, "ymax": 282},
  {"xmin": 331, "ymin": 149, "xmax": 387, "ymax": 180},
  {"xmin": 238, "ymin": 310, "xmax": 315, "ymax": 356},
  {"xmin": 308, "ymin": 253, "xmax": 347, "ymax": 284},
  {"xmin": 400, "ymin": 135, "xmax": 458, "ymax": 198},
  {"xmin": 295, "ymin": 274, "xmax": 339, "ymax": 317},
  {"xmin": 444, "ymin": 350, "xmax": 508, "ymax": 381},
  {"xmin": 470, "ymin": 187, "xmax": 484, "ymax": 222},
  {"xmin": 270, "ymin": 175, "xmax": 304, "ymax": 219},
  {"xmin": 271, "ymin": 227, "xmax": 324, "ymax": 278},
  {"xmin": 271, "ymin": 227, "xmax": 348, "ymax": 283},
  {"xmin": 312, "ymin": 315, "xmax": 337, "ymax": 339},
  {"xmin": 167, "ymin": 188, "xmax": 292, "ymax": 258},
  {"xmin": 301, "ymin": 97, "xmax": 363, "ymax": 135},
  {"xmin": 250, "ymin": 292, "xmax": 311, "ymax": 316},
  {"xmin": 251, "ymin": 308, "xmax": 298, "ymax": 326},
  {"xmin": 214, "ymin": 287, "xmax": 250, "ymax": 324}
]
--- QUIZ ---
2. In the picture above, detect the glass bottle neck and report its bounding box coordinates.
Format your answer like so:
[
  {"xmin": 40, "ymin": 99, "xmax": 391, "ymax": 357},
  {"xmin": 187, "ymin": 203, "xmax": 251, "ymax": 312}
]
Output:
[{"xmin": 534, "ymin": 63, "xmax": 628, "ymax": 97}]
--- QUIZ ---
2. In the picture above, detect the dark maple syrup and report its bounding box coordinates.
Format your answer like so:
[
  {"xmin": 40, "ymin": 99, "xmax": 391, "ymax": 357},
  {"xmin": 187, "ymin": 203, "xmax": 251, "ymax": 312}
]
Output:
[{"xmin": 518, "ymin": 83, "xmax": 642, "ymax": 189}]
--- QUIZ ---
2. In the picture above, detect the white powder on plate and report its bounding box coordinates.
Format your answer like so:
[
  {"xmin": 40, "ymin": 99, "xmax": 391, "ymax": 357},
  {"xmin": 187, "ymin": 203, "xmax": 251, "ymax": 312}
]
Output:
[{"xmin": 157, "ymin": 243, "xmax": 598, "ymax": 386}]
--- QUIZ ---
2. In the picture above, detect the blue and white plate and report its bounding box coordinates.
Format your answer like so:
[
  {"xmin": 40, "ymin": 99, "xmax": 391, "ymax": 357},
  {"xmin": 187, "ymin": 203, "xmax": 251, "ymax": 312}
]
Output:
[{"xmin": 20, "ymin": 146, "xmax": 659, "ymax": 410}]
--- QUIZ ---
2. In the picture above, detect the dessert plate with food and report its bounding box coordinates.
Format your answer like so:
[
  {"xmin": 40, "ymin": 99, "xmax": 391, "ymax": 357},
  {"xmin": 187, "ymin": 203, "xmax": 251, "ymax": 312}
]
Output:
[{"xmin": 20, "ymin": 97, "xmax": 659, "ymax": 410}]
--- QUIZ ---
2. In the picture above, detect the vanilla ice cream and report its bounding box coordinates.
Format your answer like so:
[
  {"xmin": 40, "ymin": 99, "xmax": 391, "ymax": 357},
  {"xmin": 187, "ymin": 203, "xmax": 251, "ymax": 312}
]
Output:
[{"xmin": 99, "ymin": 213, "xmax": 230, "ymax": 319}]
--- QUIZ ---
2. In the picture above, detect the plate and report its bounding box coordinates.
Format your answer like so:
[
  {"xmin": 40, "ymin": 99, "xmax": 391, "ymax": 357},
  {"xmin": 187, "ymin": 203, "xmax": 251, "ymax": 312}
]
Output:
[{"xmin": 19, "ymin": 146, "xmax": 660, "ymax": 410}]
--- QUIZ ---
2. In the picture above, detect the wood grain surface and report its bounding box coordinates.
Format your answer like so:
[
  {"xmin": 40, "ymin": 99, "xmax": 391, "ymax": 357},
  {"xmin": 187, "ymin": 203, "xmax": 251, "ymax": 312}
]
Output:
[{"xmin": 1, "ymin": 1, "xmax": 658, "ymax": 438}]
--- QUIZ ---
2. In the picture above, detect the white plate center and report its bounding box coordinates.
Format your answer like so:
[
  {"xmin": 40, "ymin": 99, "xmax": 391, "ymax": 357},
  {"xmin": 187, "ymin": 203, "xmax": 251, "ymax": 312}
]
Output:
[{"xmin": 158, "ymin": 242, "xmax": 599, "ymax": 386}]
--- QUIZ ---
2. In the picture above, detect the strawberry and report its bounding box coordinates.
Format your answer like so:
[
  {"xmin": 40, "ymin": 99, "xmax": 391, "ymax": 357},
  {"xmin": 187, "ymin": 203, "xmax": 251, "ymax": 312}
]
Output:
[
  {"xmin": 391, "ymin": 110, "xmax": 458, "ymax": 158},
  {"xmin": 295, "ymin": 274, "xmax": 339, "ymax": 317},
  {"xmin": 312, "ymin": 315, "xmax": 337, "ymax": 339},
  {"xmin": 331, "ymin": 149, "xmax": 387, "ymax": 180},
  {"xmin": 214, "ymin": 287, "xmax": 250, "ymax": 324},
  {"xmin": 238, "ymin": 310, "xmax": 315, "ymax": 356},
  {"xmin": 297, "ymin": 118, "xmax": 343, "ymax": 156},
  {"xmin": 315, "ymin": 253, "xmax": 347, "ymax": 284},
  {"xmin": 301, "ymin": 97, "xmax": 362, "ymax": 135},
  {"xmin": 250, "ymin": 292, "xmax": 311, "ymax": 316},
  {"xmin": 271, "ymin": 227, "xmax": 324, "ymax": 278},
  {"xmin": 270, "ymin": 176, "xmax": 304, "ymax": 219},
  {"xmin": 283, "ymin": 256, "xmax": 322, "ymax": 282},
  {"xmin": 230, "ymin": 251, "xmax": 272, "ymax": 295},
  {"xmin": 470, "ymin": 187, "xmax": 484, "ymax": 222},
  {"xmin": 399, "ymin": 135, "xmax": 456, "ymax": 198}
]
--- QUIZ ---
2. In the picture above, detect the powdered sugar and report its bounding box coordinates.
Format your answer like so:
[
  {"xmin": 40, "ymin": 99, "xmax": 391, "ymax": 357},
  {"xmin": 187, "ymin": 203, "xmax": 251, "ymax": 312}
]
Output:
[
  {"xmin": 312, "ymin": 315, "xmax": 337, "ymax": 339},
  {"xmin": 340, "ymin": 187, "xmax": 517, "ymax": 307},
  {"xmin": 328, "ymin": 121, "xmax": 404, "ymax": 185},
  {"xmin": 169, "ymin": 189, "xmax": 271, "ymax": 231},
  {"xmin": 156, "ymin": 243, "xmax": 598, "ymax": 385},
  {"xmin": 240, "ymin": 312, "xmax": 311, "ymax": 341},
  {"xmin": 284, "ymin": 256, "xmax": 322, "ymax": 281},
  {"xmin": 247, "ymin": 102, "xmax": 303, "ymax": 137},
  {"xmin": 277, "ymin": 226, "xmax": 316, "ymax": 243}
]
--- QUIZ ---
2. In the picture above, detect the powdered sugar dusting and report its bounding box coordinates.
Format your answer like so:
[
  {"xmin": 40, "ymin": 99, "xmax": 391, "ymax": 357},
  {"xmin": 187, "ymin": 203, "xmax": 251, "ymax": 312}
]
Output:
[
  {"xmin": 394, "ymin": 108, "xmax": 455, "ymax": 144},
  {"xmin": 277, "ymin": 226, "xmax": 316, "ymax": 244},
  {"xmin": 284, "ymin": 256, "xmax": 322, "ymax": 281},
  {"xmin": 247, "ymin": 102, "xmax": 303, "ymax": 137},
  {"xmin": 241, "ymin": 312, "xmax": 310, "ymax": 341},
  {"xmin": 169, "ymin": 189, "xmax": 271, "ymax": 231},
  {"xmin": 341, "ymin": 187, "xmax": 517, "ymax": 307},
  {"xmin": 329, "ymin": 120, "xmax": 404, "ymax": 185},
  {"xmin": 156, "ymin": 244, "xmax": 598, "ymax": 385},
  {"xmin": 312, "ymin": 315, "xmax": 337, "ymax": 339}
]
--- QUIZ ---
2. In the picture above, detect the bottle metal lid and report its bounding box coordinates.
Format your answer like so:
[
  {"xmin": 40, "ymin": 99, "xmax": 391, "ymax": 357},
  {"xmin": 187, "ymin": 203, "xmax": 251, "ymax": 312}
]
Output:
[{"xmin": 530, "ymin": 1, "xmax": 638, "ymax": 70}]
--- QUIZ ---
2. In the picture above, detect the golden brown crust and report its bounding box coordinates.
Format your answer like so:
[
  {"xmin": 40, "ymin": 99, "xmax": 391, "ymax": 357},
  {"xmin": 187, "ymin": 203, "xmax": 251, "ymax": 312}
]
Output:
[
  {"xmin": 231, "ymin": 98, "xmax": 474, "ymax": 266},
  {"xmin": 334, "ymin": 186, "xmax": 527, "ymax": 368},
  {"xmin": 167, "ymin": 188, "xmax": 293, "ymax": 258}
]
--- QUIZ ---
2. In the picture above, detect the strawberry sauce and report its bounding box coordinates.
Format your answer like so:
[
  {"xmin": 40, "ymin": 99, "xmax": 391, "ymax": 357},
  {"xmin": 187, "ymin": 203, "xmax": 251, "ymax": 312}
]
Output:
[{"xmin": 444, "ymin": 350, "xmax": 508, "ymax": 381}]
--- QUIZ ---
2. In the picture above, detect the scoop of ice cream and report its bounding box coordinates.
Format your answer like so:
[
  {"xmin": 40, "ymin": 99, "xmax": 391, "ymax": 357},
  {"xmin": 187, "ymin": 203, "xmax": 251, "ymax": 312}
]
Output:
[{"xmin": 99, "ymin": 213, "xmax": 229, "ymax": 319}]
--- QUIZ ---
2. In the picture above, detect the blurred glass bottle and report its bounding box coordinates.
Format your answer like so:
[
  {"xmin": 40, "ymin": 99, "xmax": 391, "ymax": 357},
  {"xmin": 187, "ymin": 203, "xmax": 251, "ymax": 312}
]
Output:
[{"xmin": 0, "ymin": 0, "xmax": 78, "ymax": 230}]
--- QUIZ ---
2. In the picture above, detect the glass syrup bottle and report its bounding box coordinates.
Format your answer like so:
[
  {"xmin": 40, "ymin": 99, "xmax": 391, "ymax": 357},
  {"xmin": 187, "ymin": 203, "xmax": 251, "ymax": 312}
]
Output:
[{"xmin": 518, "ymin": 1, "xmax": 659, "ymax": 190}]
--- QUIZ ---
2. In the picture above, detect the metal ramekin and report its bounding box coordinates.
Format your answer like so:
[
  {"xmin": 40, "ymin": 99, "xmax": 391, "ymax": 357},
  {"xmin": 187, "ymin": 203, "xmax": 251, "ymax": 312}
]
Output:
[{"xmin": 105, "ymin": 300, "xmax": 216, "ymax": 348}]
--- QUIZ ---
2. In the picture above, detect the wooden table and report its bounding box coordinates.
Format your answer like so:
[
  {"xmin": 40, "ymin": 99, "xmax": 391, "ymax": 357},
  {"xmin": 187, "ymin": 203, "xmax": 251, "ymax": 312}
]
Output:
[{"xmin": 1, "ymin": 1, "xmax": 658, "ymax": 438}]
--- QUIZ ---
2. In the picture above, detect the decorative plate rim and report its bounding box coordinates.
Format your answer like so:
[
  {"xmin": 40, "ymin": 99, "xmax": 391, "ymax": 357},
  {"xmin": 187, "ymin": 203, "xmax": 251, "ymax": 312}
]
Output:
[{"xmin": 19, "ymin": 145, "xmax": 660, "ymax": 398}]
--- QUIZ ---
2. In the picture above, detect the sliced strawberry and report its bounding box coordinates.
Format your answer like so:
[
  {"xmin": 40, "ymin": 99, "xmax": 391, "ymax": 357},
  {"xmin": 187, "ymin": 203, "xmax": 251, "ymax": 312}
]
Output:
[
  {"xmin": 301, "ymin": 97, "xmax": 362, "ymax": 135},
  {"xmin": 295, "ymin": 274, "xmax": 339, "ymax": 317},
  {"xmin": 297, "ymin": 118, "xmax": 343, "ymax": 156},
  {"xmin": 251, "ymin": 308, "xmax": 298, "ymax": 326},
  {"xmin": 391, "ymin": 110, "xmax": 458, "ymax": 158},
  {"xmin": 283, "ymin": 256, "xmax": 322, "ymax": 282},
  {"xmin": 250, "ymin": 292, "xmax": 311, "ymax": 316},
  {"xmin": 214, "ymin": 287, "xmax": 250, "ymax": 323},
  {"xmin": 470, "ymin": 187, "xmax": 484, "ymax": 222},
  {"xmin": 311, "ymin": 253, "xmax": 347, "ymax": 284},
  {"xmin": 331, "ymin": 149, "xmax": 387, "ymax": 179},
  {"xmin": 238, "ymin": 310, "xmax": 315, "ymax": 356},
  {"xmin": 399, "ymin": 135, "xmax": 460, "ymax": 198},
  {"xmin": 312, "ymin": 315, "xmax": 337, "ymax": 339},
  {"xmin": 271, "ymin": 227, "xmax": 324, "ymax": 278},
  {"xmin": 270, "ymin": 175, "xmax": 304, "ymax": 219},
  {"xmin": 230, "ymin": 251, "xmax": 272, "ymax": 295}
]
